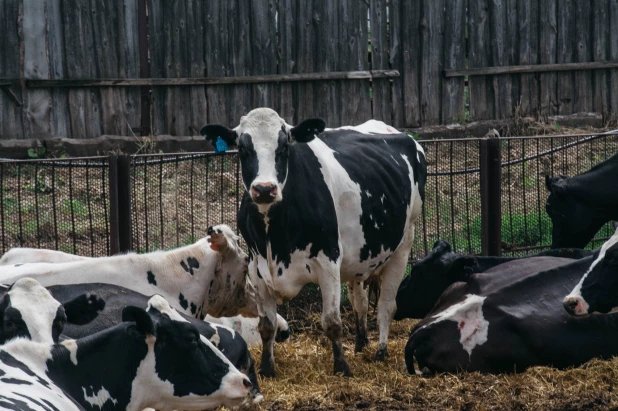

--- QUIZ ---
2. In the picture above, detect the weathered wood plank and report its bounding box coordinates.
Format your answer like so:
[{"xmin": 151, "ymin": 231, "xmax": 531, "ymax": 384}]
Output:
[
  {"xmin": 488, "ymin": 0, "xmax": 513, "ymax": 119},
  {"xmin": 444, "ymin": 60, "xmax": 618, "ymax": 77},
  {"xmin": 277, "ymin": 0, "xmax": 297, "ymax": 123},
  {"xmin": 370, "ymin": 0, "xmax": 391, "ymax": 122},
  {"xmin": 313, "ymin": 0, "xmax": 340, "ymax": 126},
  {"xmin": 294, "ymin": 0, "xmax": 315, "ymax": 123},
  {"xmin": 204, "ymin": 0, "xmax": 229, "ymax": 125},
  {"xmin": 340, "ymin": 0, "xmax": 370, "ymax": 125},
  {"xmin": 539, "ymin": 0, "xmax": 558, "ymax": 117},
  {"xmin": 610, "ymin": 0, "xmax": 618, "ymax": 119},
  {"xmin": 573, "ymin": 0, "xmax": 593, "ymax": 113},
  {"xmin": 592, "ymin": 0, "xmax": 609, "ymax": 116},
  {"xmin": 389, "ymin": 0, "xmax": 403, "ymax": 127},
  {"xmin": 249, "ymin": 0, "xmax": 277, "ymax": 112},
  {"xmin": 441, "ymin": 0, "xmax": 466, "ymax": 123},
  {"xmin": 517, "ymin": 0, "xmax": 538, "ymax": 117},
  {"xmin": 226, "ymin": 0, "xmax": 252, "ymax": 126},
  {"xmin": 469, "ymin": 0, "xmax": 494, "ymax": 120},
  {"xmin": 0, "ymin": 0, "xmax": 25, "ymax": 139},
  {"xmin": 556, "ymin": 0, "xmax": 575, "ymax": 114},
  {"xmin": 47, "ymin": 0, "xmax": 70, "ymax": 137},
  {"xmin": 420, "ymin": 0, "xmax": 444, "ymax": 125}
]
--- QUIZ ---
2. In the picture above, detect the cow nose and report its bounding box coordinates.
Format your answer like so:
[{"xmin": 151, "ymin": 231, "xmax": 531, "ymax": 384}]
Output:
[
  {"xmin": 242, "ymin": 378, "xmax": 253, "ymax": 390},
  {"xmin": 251, "ymin": 184, "xmax": 277, "ymax": 204},
  {"xmin": 563, "ymin": 298, "xmax": 579, "ymax": 315}
]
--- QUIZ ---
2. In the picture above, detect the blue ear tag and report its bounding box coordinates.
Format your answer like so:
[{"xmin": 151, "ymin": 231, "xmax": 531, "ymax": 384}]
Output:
[{"xmin": 214, "ymin": 137, "xmax": 229, "ymax": 153}]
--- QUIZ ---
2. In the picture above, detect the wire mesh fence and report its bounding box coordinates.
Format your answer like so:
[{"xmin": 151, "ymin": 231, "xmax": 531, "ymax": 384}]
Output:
[
  {"xmin": 0, "ymin": 157, "xmax": 111, "ymax": 257},
  {"xmin": 0, "ymin": 132, "xmax": 616, "ymax": 261}
]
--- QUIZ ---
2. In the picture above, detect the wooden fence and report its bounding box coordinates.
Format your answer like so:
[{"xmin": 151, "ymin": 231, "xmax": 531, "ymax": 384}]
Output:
[{"xmin": 1, "ymin": 0, "xmax": 618, "ymax": 140}]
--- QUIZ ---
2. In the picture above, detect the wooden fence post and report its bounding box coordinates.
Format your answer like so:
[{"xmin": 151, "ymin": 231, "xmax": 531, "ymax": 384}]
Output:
[
  {"xmin": 109, "ymin": 155, "xmax": 133, "ymax": 255},
  {"xmin": 480, "ymin": 135, "xmax": 502, "ymax": 256}
]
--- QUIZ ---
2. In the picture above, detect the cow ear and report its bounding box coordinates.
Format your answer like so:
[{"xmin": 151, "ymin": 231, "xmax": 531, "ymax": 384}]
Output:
[
  {"xmin": 200, "ymin": 124, "xmax": 238, "ymax": 147},
  {"xmin": 122, "ymin": 306, "xmax": 155, "ymax": 336},
  {"xmin": 207, "ymin": 226, "xmax": 229, "ymax": 253},
  {"xmin": 290, "ymin": 118, "xmax": 325, "ymax": 143},
  {"xmin": 64, "ymin": 293, "xmax": 106, "ymax": 325},
  {"xmin": 452, "ymin": 256, "xmax": 478, "ymax": 281},
  {"xmin": 545, "ymin": 175, "xmax": 569, "ymax": 194}
]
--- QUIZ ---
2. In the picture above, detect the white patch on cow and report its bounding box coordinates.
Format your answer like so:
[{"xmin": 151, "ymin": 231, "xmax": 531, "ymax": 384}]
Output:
[
  {"xmin": 328, "ymin": 119, "xmax": 400, "ymax": 135},
  {"xmin": 380, "ymin": 193, "xmax": 386, "ymax": 204},
  {"xmin": 82, "ymin": 386, "xmax": 118, "ymax": 409},
  {"xmin": 565, "ymin": 228, "xmax": 618, "ymax": 310},
  {"xmin": 365, "ymin": 190, "xmax": 372, "ymax": 198},
  {"xmin": 0, "ymin": 247, "xmax": 92, "ymax": 265},
  {"xmin": 390, "ymin": 154, "xmax": 400, "ymax": 165},
  {"xmin": 8, "ymin": 278, "xmax": 62, "ymax": 344},
  {"xmin": 147, "ymin": 295, "xmax": 189, "ymax": 323},
  {"xmin": 422, "ymin": 294, "xmax": 489, "ymax": 358},
  {"xmin": 61, "ymin": 339, "xmax": 79, "ymax": 365},
  {"xmin": 210, "ymin": 328, "xmax": 221, "ymax": 345}
]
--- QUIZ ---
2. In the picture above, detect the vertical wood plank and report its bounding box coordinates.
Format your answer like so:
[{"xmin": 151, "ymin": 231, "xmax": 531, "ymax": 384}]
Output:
[
  {"xmin": 226, "ymin": 0, "xmax": 252, "ymax": 126},
  {"xmin": 389, "ymin": 0, "xmax": 404, "ymax": 127},
  {"xmin": 441, "ymin": 0, "xmax": 466, "ymax": 123},
  {"xmin": 121, "ymin": 0, "xmax": 141, "ymax": 133},
  {"xmin": 47, "ymin": 0, "xmax": 70, "ymax": 137},
  {"xmin": 469, "ymin": 0, "xmax": 494, "ymax": 120},
  {"xmin": 370, "ymin": 0, "xmax": 391, "ymax": 122},
  {"xmin": 249, "ymin": 0, "xmax": 277, "ymax": 112},
  {"xmin": 293, "ymin": 0, "xmax": 315, "ymax": 123},
  {"xmin": 420, "ymin": 0, "xmax": 444, "ymax": 125},
  {"xmin": 592, "ymin": 0, "xmax": 609, "ymax": 116},
  {"xmin": 539, "ymin": 0, "xmax": 558, "ymax": 117},
  {"xmin": 573, "ymin": 0, "xmax": 592, "ymax": 113},
  {"xmin": 205, "ymin": 0, "xmax": 229, "ymax": 124},
  {"xmin": 488, "ymin": 0, "xmax": 512, "ymax": 119},
  {"xmin": 517, "ymin": 0, "xmax": 539, "ymax": 117},
  {"xmin": 610, "ymin": 0, "xmax": 618, "ymax": 119},
  {"xmin": 0, "ymin": 0, "xmax": 25, "ymax": 139},
  {"xmin": 340, "ymin": 0, "xmax": 370, "ymax": 125},
  {"xmin": 278, "ymin": 0, "xmax": 297, "ymax": 123},
  {"xmin": 556, "ymin": 0, "xmax": 574, "ymax": 114}
]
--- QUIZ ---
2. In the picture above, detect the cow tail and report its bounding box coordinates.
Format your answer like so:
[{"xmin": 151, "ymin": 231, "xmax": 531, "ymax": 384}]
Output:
[{"xmin": 404, "ymin": 327, "xmax": 426, "ymax": 375}]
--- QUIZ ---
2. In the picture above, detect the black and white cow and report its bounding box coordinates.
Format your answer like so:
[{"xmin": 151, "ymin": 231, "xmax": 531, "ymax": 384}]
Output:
[
  {"xmin": 545, "ymin": 151, "xmax": 618, "ymax": 248},
  {"xmin": 0, "ymin": 225, "xmax": 257, "ymax": 321},
  {"xmin": 0, "ymin": 293, "xmax": 253, "ymax": 410},
  {"xmin": 394, "ymin": 240, "xmax": 595, "ymax": 320},
  {"xmin": 403, "ymin": 254, "xmax": 618, "ymax": 374},
  {"xmin": 37, "ymin": 282, "xmax": 263, "ymax": 402},
  {"xmin": 563, "ymin": 227, "xmax": 618, "ymax": 316},
  {"xmin": 202, "ymin": 108, "xmax": 427, "ymax": 376}
]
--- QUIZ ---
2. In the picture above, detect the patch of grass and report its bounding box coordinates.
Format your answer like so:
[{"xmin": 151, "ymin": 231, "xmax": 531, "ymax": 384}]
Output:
[
  {"xmin": 469, "ymin": 212, "xmax": 552, "ymax": 249},
  {"xmin": 61, "ymin": 199, "xmax": 88, "ymax": 218}
]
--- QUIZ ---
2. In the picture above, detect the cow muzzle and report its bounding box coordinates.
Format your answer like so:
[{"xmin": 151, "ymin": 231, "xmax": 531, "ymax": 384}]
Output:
[
  {"xmin": 563, "ymin": 295, "xmax": 589, "ymax": 316},
  {"xmin": 250, "ymin": 183, "xmax": 278, "ymax": 204}
]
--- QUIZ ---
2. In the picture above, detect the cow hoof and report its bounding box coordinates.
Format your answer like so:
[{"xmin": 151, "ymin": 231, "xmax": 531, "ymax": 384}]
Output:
[
  {"xmin": 374, "ymin": 343, "xmax": 389, "ymax": 362},
  {"xmin": 354, "ymin": 335, "xmax": 369, "ymax": 354},
  {"xmin": 334, "ymin": 360, "xmax": 353, "ymax": 377},
  {"xmin": 259, "ymin": 365, "xmax": 276, "ymax": 378}
]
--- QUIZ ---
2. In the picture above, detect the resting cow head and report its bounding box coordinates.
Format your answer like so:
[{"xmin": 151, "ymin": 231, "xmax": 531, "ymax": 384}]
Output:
[
  {"xmin": 545, "ymin": 175, "xmax": 607, "ymax": 249},
  {"xmin": 563, "ymin": 228, "xmax": 618, "ymax": 316},
  {"xmin": 201, "ymin": 108, "xmax": 325, "ymax": 209},
  {"xmin": 0, "ymin": 278, "xmax": 66, "ymax": 344},
  {"xmin": 394, "ymin": 240, "xmax": 478, "ymax": 320}
]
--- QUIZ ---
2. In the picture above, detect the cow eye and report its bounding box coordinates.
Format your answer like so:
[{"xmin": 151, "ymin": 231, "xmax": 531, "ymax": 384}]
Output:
[{"xmin": 186, "ymin": 334, "xmax": 198, "ymax": 347}]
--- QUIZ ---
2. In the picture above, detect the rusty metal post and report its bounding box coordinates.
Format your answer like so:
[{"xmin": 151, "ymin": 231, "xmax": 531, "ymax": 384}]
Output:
[
  {"xmin": 117, "ymin": 155, "xmax": 133, "ymax": 253},
  {"xmin": 138, "ymin": 0, "xmax": 151, "ymax": 136},
  {"xmin": 108, "ymin": 156, "xmax": 120, "ymax": 255},
  {"xmin": 480, "ymin": 135, "xmax": 502, "ymax": 256}
]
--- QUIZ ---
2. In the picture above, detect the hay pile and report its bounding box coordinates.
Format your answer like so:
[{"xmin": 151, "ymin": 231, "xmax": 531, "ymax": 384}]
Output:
[{"xmin": 235, "ymin": 312, "xmax": 618, "ymax": 410}]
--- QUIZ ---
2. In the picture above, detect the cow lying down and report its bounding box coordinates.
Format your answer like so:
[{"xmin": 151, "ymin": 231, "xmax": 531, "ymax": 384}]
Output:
[
  {"xmin": 36, "ymin": 282, "xmax": 264, "ymax": 402},
  {"xmin": 394, "ymin": 239, "xmax": 594, "ymax": 320},
  {"xmin": 0, "ymin": 279, "xmax": 253, "ymax": 411},
  {"xmin": 0, "ymin": 239, "xmax": 291, "ymax": 346},
  {"xmin": 405, "ymin": 251, "xmax": 618, "ymax": 374}
]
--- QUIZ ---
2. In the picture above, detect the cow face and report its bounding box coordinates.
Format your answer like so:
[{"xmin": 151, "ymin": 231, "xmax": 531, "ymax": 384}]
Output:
[
  {"xmin": 394, "ymin": 240, "xmax": 478, "ymax": 320},
  {"xmin": 545, "ymin": 175, "xmax": 606, "ymax": 248},
  {"xmin": 201, "ymin": 108, "xmax": 325, "ymax": 209},
  {"xmin": 0, "ymin": 278, "xmax": 66, "ymax": 344},
  {"xmin": 140, "ymin": 296, "xmax": 252, "ymax": 409},
  {"xmin": 206, "ymin": 225, "xmax": 252, "ymax": 317},
  {"xmin": 563, "ymin": 229, "xmax": 618, "ymax": 316}
]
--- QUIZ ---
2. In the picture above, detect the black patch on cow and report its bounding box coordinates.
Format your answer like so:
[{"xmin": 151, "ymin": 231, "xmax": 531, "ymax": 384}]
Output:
[
  {"xmin": 147, "ymin": 270, "xmax": 157, "ymax": 285},
  {"xmin": 0, "ymin": 395, "xmax": 38, "ymax": 411},
  {"xmin": 14, "ymin": 393, "xmax": 60, "ymax": 411},
  {"xmin": 238, "ymin": 134, "xmax": 259, "ymax": 189},
  {"xmin": 13, "ymin": 264, "xmax": 23, "ymax": 267},
  {"xmin": 256, "ymin": 268, "xmax": 263, "ymax": 279},
  {"xmin": 190, "ymin": 302, "xmax": 197, "ymax": 315},
  {"xmin": 39, "ymin": 398, "xmax": 61, "ymax": 411},
  {"xmin": 275, "ymin": 130, "xmax": 289, "ymax": 184},
  {"xmin": 0, "ymin": 351, "xmax": 48, "ymax": 388},
  {"xmin": 180, "ymin": 257, "xmax": 200, "ymax": 276},
  {"xmin": 208, "ymin": 280, "xmax": 214, "ymax": 298},
  {"xmin": 306, "ymin": 264, "xmax": 311, "ymax": 273},
  {"xmin": 0, "ymin": 297, "xmax": 33, "ymax": 344},
  {"xmin": 0, "ymin": 377, "xmax": 32, "ymax": 385},
  {"xmin": 356, "ymin": 273, "xmax": 364, "ymax": 277},
  {"xmin": 178, "ymin": 293, "xmax": 189, "ymax": 310},
  {"xmin": 238, "ymin": 142, "xmax": 341, "ymax": 270},
  {"xmin": 321, "ymin": 130, "xmax": 425, "ymax": 263},
  {"xmin": 277, "ymin": 267, "xmax": 283, "ymax": 277}
]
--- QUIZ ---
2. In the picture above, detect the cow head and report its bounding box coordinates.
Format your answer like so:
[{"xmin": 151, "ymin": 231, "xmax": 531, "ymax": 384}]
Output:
[
  {"xmin": 394, "ymin": 240, "xmax": 478, "ymax": 320},
  {"xmin": 563, "ymin": 228, "xmax": 618, "ymax": 316},
  {"xmin": 138, "ymin": 296, "xmax": 252, "ymax": 408},
  {"xmin": 0, "ymin": 278, "xmax": 66, "ymax": 344},
  {"xmin": 545, "ymin": 175, "xmax": 607, "ymax": 248},
  {"xmin": 201, "ymin": 108, "xmax": 325, "ymax": 210}
]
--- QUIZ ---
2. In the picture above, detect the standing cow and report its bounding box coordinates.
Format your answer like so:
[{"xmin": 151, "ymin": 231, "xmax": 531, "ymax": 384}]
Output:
[{"xmin": 202, "ymin": 108, "xmax": 426, "ymax": 376}]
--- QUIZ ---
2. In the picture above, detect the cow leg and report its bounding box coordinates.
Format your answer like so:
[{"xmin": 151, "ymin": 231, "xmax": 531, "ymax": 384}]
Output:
[
  {"xmin": 319, "ymin": 265, "xmax": 353, "ymax": 376},
  {"xmin": 375, "ymin": 243, "xmax": 411, "ymax": 362},
  {"xmin": 349, "ymin": 281, "xmax": 369, "ymax": 354},
  {"xmin": 258, "ymin": 300, "xmax": 278, "ymax": 378}
]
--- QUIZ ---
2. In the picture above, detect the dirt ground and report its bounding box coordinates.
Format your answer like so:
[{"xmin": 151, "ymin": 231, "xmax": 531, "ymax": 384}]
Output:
[{"xmin": 241, "ymin": 308, "xmax": 618, "ymax": 411}]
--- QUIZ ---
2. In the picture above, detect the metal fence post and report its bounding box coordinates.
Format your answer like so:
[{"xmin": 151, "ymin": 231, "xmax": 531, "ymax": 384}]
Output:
[
  {"xmin": 480, "ymin": 135, "xmax": 502, "ymax": 256},
  {"xmin": 108, "ymin": 156, "xmax": 120, "ymax": 255},
  {"xmin": 117, "ymin": 155, "xmax": 133, "ymax": 253}
]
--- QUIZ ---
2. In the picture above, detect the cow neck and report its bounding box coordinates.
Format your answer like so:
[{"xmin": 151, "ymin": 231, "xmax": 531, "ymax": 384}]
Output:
[
  {"xmin": 571, "ymin": 152, "xmax": 618, "ymax": 204},
  {"xmin": 47, "ymin": 324, "xmax": 148, "ymax": 410}
]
